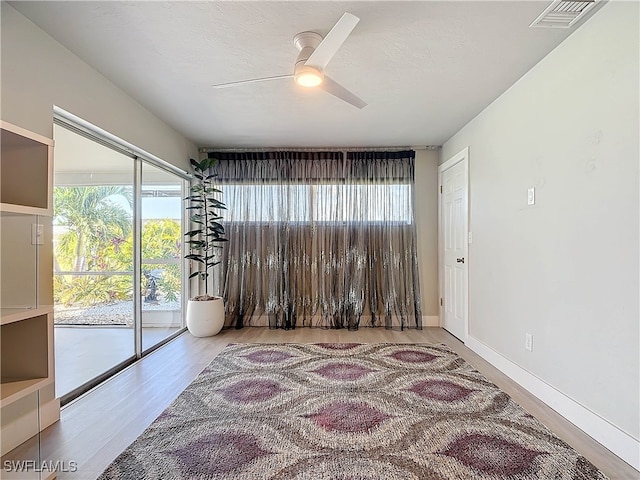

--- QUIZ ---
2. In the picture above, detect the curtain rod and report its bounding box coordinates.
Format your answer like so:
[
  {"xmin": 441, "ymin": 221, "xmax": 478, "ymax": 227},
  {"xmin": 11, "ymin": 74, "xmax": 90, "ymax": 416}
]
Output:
[{"xmin": 200, "ymin": 145, "xmax": 439, "ymax": 153}]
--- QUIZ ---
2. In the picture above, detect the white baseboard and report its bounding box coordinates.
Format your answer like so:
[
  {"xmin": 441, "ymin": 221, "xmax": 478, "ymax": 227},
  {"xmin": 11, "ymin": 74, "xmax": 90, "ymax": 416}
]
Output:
[
  {"xmin": 422, "ymin": 315, "xmax": 439, "ymax": 327},
  {"xmin": 465, "ymin": 335, "xmax": 640, "ymax": 471}
]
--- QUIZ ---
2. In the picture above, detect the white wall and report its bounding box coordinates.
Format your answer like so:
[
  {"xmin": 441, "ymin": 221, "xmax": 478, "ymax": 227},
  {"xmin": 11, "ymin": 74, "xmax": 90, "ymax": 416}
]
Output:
[
  {"xmin": 1, "ymin": 3, "xmax": 198, "ymax": 415},
  {"xmin": 1, "ymin": 3, "xmax": 197, "ymax": 170},
  {"xmin": 442, "ymin": 0, "xmax": 639, "ymax": 463},
  {"xmin": 414, "ymin": 149, "xmax": 439, "ymax": 321}
]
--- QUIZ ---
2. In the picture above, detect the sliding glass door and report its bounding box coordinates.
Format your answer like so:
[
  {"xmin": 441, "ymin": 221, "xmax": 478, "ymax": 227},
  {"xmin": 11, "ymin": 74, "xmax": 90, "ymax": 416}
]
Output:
[{"xmin": 53, "ymin": 121, "xmax": 187, "ymax": 402}]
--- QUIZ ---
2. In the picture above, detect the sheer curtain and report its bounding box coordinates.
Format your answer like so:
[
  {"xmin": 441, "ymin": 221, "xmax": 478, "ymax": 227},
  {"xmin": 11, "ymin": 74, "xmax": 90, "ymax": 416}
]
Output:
[{"xmin": 209, "ymin": 150, "xmax": 422, "ymax": 330}]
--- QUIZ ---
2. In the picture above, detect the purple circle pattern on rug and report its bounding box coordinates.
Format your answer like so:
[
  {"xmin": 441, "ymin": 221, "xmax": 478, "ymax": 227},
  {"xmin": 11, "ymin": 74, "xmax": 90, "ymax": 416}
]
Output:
[
  {"xmin": 303, "ymin": 401, "xmax": 392, "ymax": 433},
  {"xmin": 388, "ymin": 349, "xmax": 437, "ymax": 363},
  {"xmin": 243, "ymin": 349, "xmax": 295, "ymax": 363},
  {"xmin": 406, "ymin": 379, "xmax": 474, "ymax": 402},
  {"xmin": 440, "ymin": 433, "xmax": 545, "ymax": 475}
]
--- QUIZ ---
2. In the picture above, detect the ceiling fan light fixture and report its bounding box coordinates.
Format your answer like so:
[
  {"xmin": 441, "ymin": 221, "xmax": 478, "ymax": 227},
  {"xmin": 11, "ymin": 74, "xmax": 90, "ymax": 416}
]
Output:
[
  {"xmin": 294, "ymin": 64, "xmax": 324, "ymax": 87},
  {"xmin": 212, "ymin": 13, "xmax": 365, "ymax": 107}
]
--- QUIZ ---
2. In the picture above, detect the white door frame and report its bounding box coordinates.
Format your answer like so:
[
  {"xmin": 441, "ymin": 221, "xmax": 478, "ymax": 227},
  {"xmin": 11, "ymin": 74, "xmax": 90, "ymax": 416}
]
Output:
[{"xmin": 438, "ymin": 147, "xmax": 469, "ymax": 342}]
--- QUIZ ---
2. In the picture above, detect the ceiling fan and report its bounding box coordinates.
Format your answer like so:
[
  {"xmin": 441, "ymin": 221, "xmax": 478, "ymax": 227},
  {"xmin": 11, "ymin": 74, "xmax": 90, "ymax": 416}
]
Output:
[{"xmin": 212, "ymin": 13, "xmax": 367, "ymax": 109}]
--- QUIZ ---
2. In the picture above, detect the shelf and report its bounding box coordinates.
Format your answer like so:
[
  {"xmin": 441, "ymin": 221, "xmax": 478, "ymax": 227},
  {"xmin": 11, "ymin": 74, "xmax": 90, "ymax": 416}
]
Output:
[
  {"xmin": 0, "ymin": 378, "xmax": 52, "ymax": 409},
  {"xmin": 1, "ymin": 122, "xmax": 52, "ymax": 211},
  {"xmin": 0, "ymin": 204, "xmax": 52, "ymax": 217},
  {"xmin": 1, "ymin": 314, "xmax": 50, "ymax": 408},
  {"xmin": 0, "ymin": 121, "xmax": 54, "ymax": 147},
  {"xmin": 0, "ymin": 307, "xmax": 53, "ymax": 326}
]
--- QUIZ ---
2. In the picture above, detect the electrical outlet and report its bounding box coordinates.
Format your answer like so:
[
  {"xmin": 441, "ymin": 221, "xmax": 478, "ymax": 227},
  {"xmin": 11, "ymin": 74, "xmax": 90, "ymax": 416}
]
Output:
[{"xmin": 525, "ymin": 333, "xmax": 533, "ymax": 352}]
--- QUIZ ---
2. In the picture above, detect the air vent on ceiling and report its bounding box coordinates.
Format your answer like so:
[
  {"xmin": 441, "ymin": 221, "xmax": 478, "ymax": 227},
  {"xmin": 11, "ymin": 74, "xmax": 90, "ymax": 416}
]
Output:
[{"xmin": 530, "ymin": 0, "xmax": 597, "ymax": 28}]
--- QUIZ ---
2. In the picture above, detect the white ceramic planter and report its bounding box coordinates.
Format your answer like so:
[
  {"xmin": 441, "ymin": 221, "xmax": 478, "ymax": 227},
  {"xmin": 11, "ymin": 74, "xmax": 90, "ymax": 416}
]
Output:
[{"xmin": 186, "ymin": 297, "xmax": 225, "ymax": 337}]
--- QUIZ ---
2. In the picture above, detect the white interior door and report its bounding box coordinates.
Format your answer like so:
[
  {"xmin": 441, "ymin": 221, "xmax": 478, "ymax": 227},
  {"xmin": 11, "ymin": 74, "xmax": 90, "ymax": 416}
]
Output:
[{"xmin": 439, "ymin": 148, "xmax": 468, "ymax": 341}]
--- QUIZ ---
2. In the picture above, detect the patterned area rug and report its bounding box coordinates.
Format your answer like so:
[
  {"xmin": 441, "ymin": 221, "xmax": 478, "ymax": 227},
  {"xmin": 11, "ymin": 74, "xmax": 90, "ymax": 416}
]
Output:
[{"xmin": 99, "ymin": 343, "xmax": 607, "ymax": 479}]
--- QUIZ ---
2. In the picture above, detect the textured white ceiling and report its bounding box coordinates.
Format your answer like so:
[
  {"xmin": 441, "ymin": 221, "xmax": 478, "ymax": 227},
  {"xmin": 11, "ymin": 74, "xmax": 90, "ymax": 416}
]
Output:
[{"xmin": 12, "ymin": 1, "xmax": 582, "ymax": 148}]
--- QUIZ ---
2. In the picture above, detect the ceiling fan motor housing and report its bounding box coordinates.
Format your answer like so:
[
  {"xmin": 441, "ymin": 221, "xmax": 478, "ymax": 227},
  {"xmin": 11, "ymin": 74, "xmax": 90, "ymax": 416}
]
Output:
[{"xmin": 293, "ymin": 31, "xmax": 323, "ymax": 52}]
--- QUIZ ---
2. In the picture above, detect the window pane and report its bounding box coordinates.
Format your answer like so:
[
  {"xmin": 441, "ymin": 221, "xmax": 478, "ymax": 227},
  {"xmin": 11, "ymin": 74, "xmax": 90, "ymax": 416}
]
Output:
[
  {"xmin": 222, "ymin": 183, "xmax": 412, "ymax": 223},
  {"xmin": 141, "ymin": 163, "xmax": 185, "ymax": 351},
  {"xmin": 53, "ymin": 123, "xmax": 135, "ymax": 399}
]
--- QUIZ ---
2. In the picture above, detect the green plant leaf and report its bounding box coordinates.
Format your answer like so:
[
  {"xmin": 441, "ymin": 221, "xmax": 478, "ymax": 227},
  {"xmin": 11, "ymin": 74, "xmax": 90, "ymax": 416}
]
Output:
[{"xmin": 185, "ymin": 254, "xmax": 205, "ymax": 263}]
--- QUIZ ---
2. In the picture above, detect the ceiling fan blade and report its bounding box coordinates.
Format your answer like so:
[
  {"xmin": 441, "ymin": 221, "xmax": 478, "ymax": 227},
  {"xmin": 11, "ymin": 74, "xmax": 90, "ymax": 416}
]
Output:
[
  {"xmin": 319, "ymin": 76, "xmax": 367, "ymax": 109},
  {"xmin": 212, "ymin": 74, "xmax": 293, "ymax": 89},
  {"xmin": 304, "ymin": 12, "xmax": 360, "ymax": 70}
]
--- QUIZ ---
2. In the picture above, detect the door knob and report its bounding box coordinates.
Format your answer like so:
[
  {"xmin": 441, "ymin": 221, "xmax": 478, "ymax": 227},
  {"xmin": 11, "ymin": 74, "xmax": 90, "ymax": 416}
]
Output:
[{"xmin": 456, "ymin": 257, "xmax": 465, "ymax": 263}]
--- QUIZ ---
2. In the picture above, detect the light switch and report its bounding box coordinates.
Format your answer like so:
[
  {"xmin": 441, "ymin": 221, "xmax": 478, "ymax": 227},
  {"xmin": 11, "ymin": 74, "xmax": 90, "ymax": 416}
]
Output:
[
  {"xmin": 527, "ymin": 187, "xmax": 535, "ymax": 206},
  {"xmin": 32, "ymin": 224, "xmax": 44, "ymax": 245}
]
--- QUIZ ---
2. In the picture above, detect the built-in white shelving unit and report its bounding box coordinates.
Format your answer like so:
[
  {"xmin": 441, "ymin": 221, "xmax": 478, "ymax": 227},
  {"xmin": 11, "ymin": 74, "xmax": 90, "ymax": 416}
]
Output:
[{"xmin": 1, "ymin": 120, "xmax": 59, "ymax": 472}]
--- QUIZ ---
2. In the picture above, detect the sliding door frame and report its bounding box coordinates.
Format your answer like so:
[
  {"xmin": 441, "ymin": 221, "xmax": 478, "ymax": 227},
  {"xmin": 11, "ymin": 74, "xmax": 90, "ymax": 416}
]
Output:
[{"xmin": 53, "ymin": 109, "xmax": 191, "ymax": 404}]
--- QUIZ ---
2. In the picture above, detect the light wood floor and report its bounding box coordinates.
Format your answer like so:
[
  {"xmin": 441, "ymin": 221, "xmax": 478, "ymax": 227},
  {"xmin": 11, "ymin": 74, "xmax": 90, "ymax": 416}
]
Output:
[
  {"xmin": 37, "ymin": 327, "xmax": 638, "ymax": 479},
  {"xmin": 55, "ymin": 326, "xmax": 180, "ymax": 397}
]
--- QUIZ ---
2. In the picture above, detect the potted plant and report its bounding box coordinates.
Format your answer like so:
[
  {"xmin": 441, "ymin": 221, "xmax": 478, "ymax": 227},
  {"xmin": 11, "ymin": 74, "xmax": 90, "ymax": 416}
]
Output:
[{"xmin": 184, "ymin": 157, "xmax": 227, "ymax": 336}]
